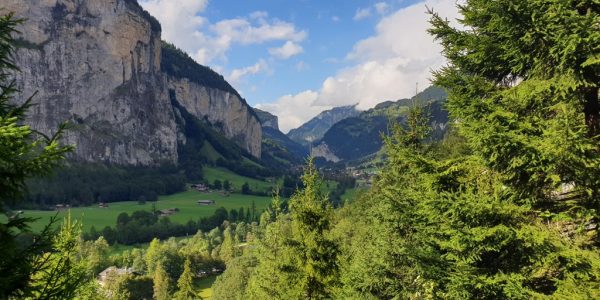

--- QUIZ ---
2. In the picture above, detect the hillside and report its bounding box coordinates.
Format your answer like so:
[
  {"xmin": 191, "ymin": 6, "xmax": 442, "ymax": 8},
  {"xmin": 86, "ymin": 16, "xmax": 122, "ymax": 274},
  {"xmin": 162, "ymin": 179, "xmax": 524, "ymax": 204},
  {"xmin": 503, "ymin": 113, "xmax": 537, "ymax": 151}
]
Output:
[
  {"xmin": 312, "ymin": 86, "xmax": 448, "ymax": 163},
  {"xmin": 287, "ymin": 104, "xmax": 360, "ymax": 147},
  {"xmin": 8, "ymin": 0, "xmax": 261, "ymax": 164},
  {"xmin": 253, "ymin": 108, "xmax": 307, "ymax": 168},
  {"xmin": 6, "ymin": 0, "xmax": 273, "ymax": 207}
]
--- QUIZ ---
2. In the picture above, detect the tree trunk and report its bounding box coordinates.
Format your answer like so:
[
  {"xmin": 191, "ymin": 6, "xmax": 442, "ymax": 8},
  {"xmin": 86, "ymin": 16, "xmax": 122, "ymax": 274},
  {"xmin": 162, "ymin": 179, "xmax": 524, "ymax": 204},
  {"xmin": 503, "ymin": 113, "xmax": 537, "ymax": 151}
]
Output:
[{"xmin": 584, "ymin": 87, "xmax": 600, "ymax": 137}]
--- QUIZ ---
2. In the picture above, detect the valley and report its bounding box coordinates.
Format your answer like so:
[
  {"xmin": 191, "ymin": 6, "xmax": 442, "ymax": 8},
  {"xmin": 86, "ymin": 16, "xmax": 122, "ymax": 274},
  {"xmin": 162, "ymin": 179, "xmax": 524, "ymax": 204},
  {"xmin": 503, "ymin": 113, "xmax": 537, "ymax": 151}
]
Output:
[{"xmin": 1, "ymin": 1, "xmax": 598, "ymax": 299}]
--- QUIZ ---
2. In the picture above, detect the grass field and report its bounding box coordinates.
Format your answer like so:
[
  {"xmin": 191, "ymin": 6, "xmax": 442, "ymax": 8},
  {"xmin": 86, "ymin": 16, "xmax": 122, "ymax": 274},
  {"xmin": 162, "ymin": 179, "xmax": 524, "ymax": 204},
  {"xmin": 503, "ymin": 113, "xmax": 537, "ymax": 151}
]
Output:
[
  {"xmin": 202, "ymin": 167, "xmax": 276, "ymax": 193},
  {"xmin": 20, "ymin": 190, "xmax": 273, "ymax": 233}
]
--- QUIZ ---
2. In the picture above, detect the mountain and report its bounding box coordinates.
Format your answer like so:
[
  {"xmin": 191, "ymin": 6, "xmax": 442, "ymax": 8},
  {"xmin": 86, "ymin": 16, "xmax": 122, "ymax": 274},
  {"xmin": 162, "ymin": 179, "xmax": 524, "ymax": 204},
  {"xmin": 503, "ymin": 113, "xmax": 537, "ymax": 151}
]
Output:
[
  {"xmin": 254, "ymin": 109, "xmax": 307, "ymax": 168},
  {"xmin": 287, "ymin": 105, "xmax": 360, "ymax": 147},
  {"xmin": 312, "ymin": 86, "xmax": 449, "ymax": 163},
  {"xmin": 254, "ymin": 108, "xmax": 279, "ymax": 130},
  {"xmin": 7, "ymin": 0, "xmax": 261, "ymax": 166}
]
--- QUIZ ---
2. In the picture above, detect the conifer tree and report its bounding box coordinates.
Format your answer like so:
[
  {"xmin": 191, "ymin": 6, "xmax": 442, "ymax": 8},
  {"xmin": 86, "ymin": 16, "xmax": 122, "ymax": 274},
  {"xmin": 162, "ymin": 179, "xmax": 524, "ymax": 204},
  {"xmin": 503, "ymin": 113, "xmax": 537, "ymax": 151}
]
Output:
[
  {"xmin": 219, "ymin": 226, "xmax": 237, "ymax": 264},
  {"xmin": 336, "ymin": 1, "xmax": 600, "ymax": 298},
  {"xmin": 174, "ymin": 258, "xmax": 197, "ymax": 300},
  {"xmin": 0, "ymin": 13, "xmax": 73, "ymax": 298},
  {"xmin": 153, "ymin": 263, "xmax": 171, "ymax": 300},
  {"xmin": 248, "ymin": 159, "xmax": 339, "ymax": 299}
]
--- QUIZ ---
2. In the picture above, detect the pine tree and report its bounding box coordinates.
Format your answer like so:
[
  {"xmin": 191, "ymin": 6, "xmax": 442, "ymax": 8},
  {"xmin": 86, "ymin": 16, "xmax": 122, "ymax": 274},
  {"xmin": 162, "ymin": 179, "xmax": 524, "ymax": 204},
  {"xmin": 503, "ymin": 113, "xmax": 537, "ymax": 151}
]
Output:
[
  {"xmin": 153, "ymin": 263, "xmax": 171, "ymax": 300},
  {"xmin": 174, "ymin": 258, "xmax": 198, "ymax": 300},
  {"xmin": 219, "ymin": 226, "xmax": 238, "ymax": 264},
  {"xmin": 0, "ymin": 13, "xmax": 73, "ymax": 298},
  {"xmin": 289, "ymin": 159, "xmax": 339, "ymax": 299},
  {"xmin": 428, "ymin": 0, "xmax": 600, "ymax": 209},
  {"xmin": 335, "ymin": 1, "xmax": 600, "ymax": 298},
  {"xmin": 248, "ymin": 159, "xmax": 339, "ymax": 299},
  {"xmin": 25, "ymin": 213, "xmax": 91, "ymax": 299}
]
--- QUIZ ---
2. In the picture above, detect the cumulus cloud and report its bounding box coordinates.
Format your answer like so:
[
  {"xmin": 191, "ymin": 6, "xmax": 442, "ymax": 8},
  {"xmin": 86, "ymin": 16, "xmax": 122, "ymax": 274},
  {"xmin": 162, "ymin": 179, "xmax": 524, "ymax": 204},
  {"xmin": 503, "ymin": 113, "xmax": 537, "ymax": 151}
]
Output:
[
  {"xmin": 268, "ymin": 41, "xmax": 304, "ymax": 59},
  {"xmin": 139, "ymin": 0, "xmax": 306, "ymax": 65},
  {"xmin": 353, "ymin": 7, "xmax": 372, "ymax": 20},
  {"xmin": 257, "ymin": 0, "xmax": 460, "ymax": 131},
  {"xmin": 228, "ymin": 59, "xmax": 268, "ymax": 84},
  {"xmin": 256, "ymin": 91, "xmax": 326, "ymax": 133}
]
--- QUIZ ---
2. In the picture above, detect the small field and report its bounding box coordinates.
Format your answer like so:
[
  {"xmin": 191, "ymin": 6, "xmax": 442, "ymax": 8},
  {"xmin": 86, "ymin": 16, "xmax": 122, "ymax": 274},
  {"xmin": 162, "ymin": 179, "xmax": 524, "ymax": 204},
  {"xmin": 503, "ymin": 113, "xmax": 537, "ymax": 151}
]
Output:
[
  {"xmin": 20, "ymin": 190, "xmax": 273, "ymax": 232},
  {"xmin": 202, "ymin": 167, "xmax": 277, "ymax": 192}
]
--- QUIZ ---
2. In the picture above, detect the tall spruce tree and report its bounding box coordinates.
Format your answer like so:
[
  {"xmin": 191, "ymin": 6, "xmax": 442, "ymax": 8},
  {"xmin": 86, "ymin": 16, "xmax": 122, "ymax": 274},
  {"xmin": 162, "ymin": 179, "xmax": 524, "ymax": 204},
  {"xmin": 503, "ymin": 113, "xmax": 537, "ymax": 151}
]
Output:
[
  {"xmin": 153, "ymin": 263, "xmax": 171, "ymax": 300},
  {"xmin": 429, "ymin": 0, "xmax": 600, "ymax": 209},
  {"xmin": 338, "ymin": 1, "xmax": 600, "ymax": 298},
  {"xmin": 174, "ymin": 258, "xmax": 197, "ymax": 300}
]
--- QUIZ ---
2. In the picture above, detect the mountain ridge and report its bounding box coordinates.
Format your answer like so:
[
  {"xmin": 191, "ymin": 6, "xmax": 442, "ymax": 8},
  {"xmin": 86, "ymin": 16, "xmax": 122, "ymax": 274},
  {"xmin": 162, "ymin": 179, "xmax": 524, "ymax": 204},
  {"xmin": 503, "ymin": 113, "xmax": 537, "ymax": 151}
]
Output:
[{"xmin": 287, "ymin": 104, "xmax": 360, "ymax": 147}]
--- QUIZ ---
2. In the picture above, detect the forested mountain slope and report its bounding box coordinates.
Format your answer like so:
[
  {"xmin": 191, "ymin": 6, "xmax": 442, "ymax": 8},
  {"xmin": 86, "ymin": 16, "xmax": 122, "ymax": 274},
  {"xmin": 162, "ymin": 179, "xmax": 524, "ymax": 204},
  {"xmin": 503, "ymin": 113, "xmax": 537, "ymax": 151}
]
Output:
[{"xmin": 312, "ymin": 86, "xmax": 448, "ymax": 162}]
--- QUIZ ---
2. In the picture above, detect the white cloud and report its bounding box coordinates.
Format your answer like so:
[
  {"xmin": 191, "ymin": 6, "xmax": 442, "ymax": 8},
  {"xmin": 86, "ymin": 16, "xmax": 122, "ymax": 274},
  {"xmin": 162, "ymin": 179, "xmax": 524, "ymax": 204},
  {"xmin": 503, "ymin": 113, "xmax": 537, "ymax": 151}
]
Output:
[
  {"xmin": 353, "ymin": 7, "xmax": 372, "ymax": 20},
  {"xmin": 375, "ymin": 2, "xmax": 389, "ymax": 14},
  {"xmin": 258, "ymin": 0, "xmax": 460, "ymax": 131},
  {"xmin": 332, "ymin": 16, "xmax": 341, "ymax": 22},
  {"xmin": 268, "ymin": 41, "xmax": 304, "ymax": 59},
  {"xmin": 140, "ymin": 0, "xmax": 306, "ymax": 65},
  {"xmin": 256, "ymin": 91, "xmax": 326, "ymax": 133},
  {"xmin": 228, "ymin": 59, "xmax": 268, "ymax": 84},
  {"xmin": 249, "ymin": 11, "xmax": 268, "ymax": 20}
]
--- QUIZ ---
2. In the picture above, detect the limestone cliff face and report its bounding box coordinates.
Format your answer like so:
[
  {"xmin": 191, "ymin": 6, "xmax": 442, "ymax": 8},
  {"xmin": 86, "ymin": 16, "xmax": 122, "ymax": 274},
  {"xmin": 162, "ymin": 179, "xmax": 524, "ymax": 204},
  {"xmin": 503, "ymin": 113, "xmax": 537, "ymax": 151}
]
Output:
[
  {"xmin": 167, "ymin": 77, "xmax": 262, "ymax": 158},
  {"xmin": 7, "ymin": 0, "xmax": 262, "ymax": 164}
]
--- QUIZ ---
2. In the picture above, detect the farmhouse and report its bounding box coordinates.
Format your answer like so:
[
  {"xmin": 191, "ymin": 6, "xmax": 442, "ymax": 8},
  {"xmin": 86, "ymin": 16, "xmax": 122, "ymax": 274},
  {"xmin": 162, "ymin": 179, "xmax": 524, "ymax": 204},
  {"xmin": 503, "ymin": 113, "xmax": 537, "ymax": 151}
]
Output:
[
  {"xmin": 98, "ymin": 202, "xmax": 108, "ymax": 208},
  {"xmin": 197, "ymin": 200, "xmax": 215, "ymax": 205},
  {"xmin": 158, "ymin": 208, "xmax": 179, "ymax": 217},
  {"xmin": 54, "ymin": 204, "xmax": 70, "ymax": 211}
]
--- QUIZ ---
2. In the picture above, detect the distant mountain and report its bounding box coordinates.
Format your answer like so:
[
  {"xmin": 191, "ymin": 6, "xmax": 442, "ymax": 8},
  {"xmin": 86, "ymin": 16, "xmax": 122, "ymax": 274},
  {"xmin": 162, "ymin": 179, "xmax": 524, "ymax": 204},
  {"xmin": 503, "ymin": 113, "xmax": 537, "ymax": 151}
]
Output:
[
  {"xmin": 254, "ymin": 108, "xmax": 280, "ymax": 130},
  {"xmin": 287, "ymin": 105, "xmax": 360, "ymax": 147},
  {"xmin": 312, "ymin": 86, "xmax": 448, "ymax": 163},
  {"xmin": 254, "ymin": 109, "xmax": 308, "ymax": 168}
]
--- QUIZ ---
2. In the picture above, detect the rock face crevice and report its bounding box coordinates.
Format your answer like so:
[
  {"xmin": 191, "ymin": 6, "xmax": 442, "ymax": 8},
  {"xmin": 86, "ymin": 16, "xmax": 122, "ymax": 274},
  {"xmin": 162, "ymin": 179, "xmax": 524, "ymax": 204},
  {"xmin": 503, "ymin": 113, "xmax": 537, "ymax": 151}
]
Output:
[{"xmin": 7, "ymin": 0, "xmax": 261, "ymax": 165}]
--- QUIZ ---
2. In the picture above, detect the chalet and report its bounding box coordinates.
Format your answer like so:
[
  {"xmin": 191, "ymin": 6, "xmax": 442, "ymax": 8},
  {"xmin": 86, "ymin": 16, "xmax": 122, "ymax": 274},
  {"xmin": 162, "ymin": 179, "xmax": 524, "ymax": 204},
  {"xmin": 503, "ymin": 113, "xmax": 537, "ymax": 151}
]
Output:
[
  {"xmin": 98, "ymin": 202, "xmax": 109, "ymax": 208},
  {"xmin": 197, "ymin": 200, "xmax": 215, "ymax": 205},
  {"xmin": 158, "ymin": 208, "xmax": 179, "ymax": 217}
]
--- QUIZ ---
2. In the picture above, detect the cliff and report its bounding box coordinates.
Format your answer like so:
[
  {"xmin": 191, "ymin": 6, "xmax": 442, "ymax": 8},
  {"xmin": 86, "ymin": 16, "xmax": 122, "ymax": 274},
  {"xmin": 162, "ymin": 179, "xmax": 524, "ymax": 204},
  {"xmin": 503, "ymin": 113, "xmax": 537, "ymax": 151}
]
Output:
[
  {"xmin": 7, "ymin": 0, "xmax": 261, "ymax": 165},
  {"xmin": 161, "ymin": 44, "xmax": 261, "ymax": 158},
  {"xmin": 254, "ymin": 108, "xmax": 279, "ymax": 130}
]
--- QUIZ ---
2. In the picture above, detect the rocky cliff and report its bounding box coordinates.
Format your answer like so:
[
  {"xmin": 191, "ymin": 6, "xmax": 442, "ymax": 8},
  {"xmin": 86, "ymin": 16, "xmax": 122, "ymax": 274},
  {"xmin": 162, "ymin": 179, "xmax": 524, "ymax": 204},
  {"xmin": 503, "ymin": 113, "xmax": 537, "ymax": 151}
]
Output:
[
  {"xmin": 254, "ymin": 108, "xmax": 279, "ymax": 130},
  {"xmin": 161, "ymin": 44, "xmax": 261, "ymax": 158},
  {"xmin": 7, "ymin": 0, "xmax": 261, "ymax": 165}
]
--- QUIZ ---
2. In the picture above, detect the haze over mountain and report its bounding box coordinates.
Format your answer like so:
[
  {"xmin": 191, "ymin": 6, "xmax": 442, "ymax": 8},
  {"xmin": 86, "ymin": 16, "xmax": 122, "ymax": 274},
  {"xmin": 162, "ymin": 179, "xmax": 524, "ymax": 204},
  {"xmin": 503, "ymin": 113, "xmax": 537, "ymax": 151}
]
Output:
[
  {"xmin": 287, "ymin": 105, "xmax": 360, "ymax": 147},
  {"xmin": 312, "ymin": 86, "xmax": 448, "ymax": 163}
]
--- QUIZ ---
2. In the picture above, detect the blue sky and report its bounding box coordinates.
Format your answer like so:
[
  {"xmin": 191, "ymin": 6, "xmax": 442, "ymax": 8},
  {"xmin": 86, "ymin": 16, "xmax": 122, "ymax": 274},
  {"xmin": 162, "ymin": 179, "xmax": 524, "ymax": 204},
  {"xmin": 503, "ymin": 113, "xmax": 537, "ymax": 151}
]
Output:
[{"xmin": 140, "ymin": 0, "xmax": 458, "ymax": 132}]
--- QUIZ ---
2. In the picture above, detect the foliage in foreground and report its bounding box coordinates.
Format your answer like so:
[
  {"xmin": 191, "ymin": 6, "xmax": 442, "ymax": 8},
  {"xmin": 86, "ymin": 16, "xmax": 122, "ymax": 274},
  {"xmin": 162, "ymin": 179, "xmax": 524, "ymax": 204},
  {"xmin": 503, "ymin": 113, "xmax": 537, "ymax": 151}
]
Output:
[
  {"xmin": 0, "ymin": 13, "xmax": 92, "ymax": 298},
  {"xmin": 213, "ymin": 1, "xmax": 600, "ymax": 298}
]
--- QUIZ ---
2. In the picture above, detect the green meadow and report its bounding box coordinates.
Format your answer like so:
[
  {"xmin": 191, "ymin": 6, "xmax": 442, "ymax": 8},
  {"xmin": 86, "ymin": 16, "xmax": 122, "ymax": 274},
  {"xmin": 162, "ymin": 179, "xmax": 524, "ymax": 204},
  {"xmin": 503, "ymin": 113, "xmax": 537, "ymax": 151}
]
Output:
[{"xmin": 20, "ymin": 190, "xmax": 273, "ymax": 233}]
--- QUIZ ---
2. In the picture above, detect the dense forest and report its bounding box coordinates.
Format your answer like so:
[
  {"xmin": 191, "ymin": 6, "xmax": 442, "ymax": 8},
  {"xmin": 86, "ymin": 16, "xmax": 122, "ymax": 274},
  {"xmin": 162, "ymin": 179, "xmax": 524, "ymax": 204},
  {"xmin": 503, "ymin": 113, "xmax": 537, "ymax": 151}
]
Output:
[
  {"xmin": 1, "ymin": 1, "xmax": 599, "ymax": 299},
  {"xmin": 210, "ymin": 1, "xmax": 600, "ymax": 298}
]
